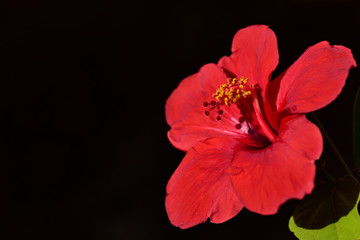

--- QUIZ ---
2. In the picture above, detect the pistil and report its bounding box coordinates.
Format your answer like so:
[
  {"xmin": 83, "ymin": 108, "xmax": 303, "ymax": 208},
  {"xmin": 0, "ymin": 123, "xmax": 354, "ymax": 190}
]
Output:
[
  {"xmin": 252, "ymin": 97, "xmax": 277, "ymax": 143},
  {"xmin": 204, "ymin": 77, "xmax": 277, "ymax": 143}
]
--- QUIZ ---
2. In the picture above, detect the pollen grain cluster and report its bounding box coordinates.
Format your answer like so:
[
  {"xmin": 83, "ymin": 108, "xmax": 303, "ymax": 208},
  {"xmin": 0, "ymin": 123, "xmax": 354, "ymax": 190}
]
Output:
[
  {"xmin": 213, "ymin": 77, "xmax": 252, "ymax": 106},
  {"xmin": 202, "ymin": 77, "xmax": 253, "ymax": 120}
]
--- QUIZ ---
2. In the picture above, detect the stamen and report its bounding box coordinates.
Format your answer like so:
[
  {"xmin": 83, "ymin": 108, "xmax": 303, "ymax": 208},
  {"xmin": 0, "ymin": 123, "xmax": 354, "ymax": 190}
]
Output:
[
  {"xmin": 212, "ymin": 77, "xmax": 253, "ymax": 107},
  {"xmin": 204, "ymin": 76, "xmax": 278, "ymax": 142},
  {"xmin": 202, "ymin": 77, "xmax": 254, "ymax": 120}
]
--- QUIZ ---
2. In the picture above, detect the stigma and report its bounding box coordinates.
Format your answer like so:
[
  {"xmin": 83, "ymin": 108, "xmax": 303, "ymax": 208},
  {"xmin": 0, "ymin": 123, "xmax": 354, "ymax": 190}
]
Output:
[{"xmin": 202, "ymin": 77, "xmax": 254, "ymax": 121}]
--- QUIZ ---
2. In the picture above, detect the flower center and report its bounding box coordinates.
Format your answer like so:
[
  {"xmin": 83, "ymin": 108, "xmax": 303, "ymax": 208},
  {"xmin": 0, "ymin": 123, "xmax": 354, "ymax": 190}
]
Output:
[
  {"xmin": 202, "ymin": 77, "xmax": 253, "ymax": 120},
  {"xmin": 203, "ymin": 77, "xmax": 277, "ymax": 143},
  {"xmin": 203, "ymin": 77, "xmax": 254, "ymax": 120},
  {"xmin": 214, "ymin": 77, "xmax": 253, "ymax": 106}
]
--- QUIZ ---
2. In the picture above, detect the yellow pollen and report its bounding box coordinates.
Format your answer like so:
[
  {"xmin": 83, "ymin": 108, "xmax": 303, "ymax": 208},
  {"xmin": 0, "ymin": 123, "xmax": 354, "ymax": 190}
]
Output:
[{"xmin": 212, "ymin": 77, "xmax": 253, "ymax": 107}]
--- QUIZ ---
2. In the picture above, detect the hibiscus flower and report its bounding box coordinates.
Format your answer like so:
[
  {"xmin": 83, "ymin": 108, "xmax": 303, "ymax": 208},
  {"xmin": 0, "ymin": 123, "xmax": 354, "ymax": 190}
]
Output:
[{"xmin": 165, "ymin": 25, "xmax": 356, "ymax": 229}]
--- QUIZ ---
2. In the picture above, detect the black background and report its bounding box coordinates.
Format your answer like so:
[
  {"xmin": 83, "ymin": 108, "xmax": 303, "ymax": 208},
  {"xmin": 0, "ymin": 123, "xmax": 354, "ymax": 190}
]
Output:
[{"xmin": 3, "ymin": 0, "xmax": 360, "ymax": 239}]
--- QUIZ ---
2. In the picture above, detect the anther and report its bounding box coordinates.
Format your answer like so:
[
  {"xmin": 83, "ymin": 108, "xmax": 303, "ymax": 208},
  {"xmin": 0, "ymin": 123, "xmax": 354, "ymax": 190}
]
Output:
[{"xmin": 207, "ymin": 76, "xmax": 255, "ymax": 121}]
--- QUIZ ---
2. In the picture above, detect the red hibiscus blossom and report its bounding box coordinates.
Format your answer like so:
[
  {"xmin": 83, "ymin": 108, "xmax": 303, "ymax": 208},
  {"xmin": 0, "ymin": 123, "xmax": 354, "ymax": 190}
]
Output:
[{"xmin": 165, "ymin": 25, "xmax": 356, "ymax": 229}]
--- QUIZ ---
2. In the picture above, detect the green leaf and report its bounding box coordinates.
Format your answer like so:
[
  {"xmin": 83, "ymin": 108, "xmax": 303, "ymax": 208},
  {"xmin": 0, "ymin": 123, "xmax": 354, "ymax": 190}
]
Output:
[
  {"xmin": 289, "ymin": 176, "xmax": 360, "ymax": 240},
  {"xmin": 354, "ymin": 88, "xmax": 360, "ymax": 169}
]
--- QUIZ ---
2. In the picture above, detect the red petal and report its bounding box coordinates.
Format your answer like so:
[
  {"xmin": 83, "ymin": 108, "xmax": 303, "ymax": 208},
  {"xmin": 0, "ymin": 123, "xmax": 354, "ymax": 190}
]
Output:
[
  {"xmin": 218, "ymin": 25, "xmax": 279, "ymax": 99},
  {"xmin": 167, "ymin": 103, "xmax": 268, "ymax": 151},
  {"xmin": 229, "ymin": 115, "xmax": 323, "ymax": 214},
  {"xmin": 276, "ymin": 41, "xmax": 356, "ymax": 113},
  {"xmin": 166, "ymin": 137, "xmax": 250, "ymax": 229},
  {"xmin": 166, "ymin": 63, "xmax": 227, "ymax": 127},
  {"xmin": 166, "ymin": 64, "xmax": 258, "ymax": 151}
]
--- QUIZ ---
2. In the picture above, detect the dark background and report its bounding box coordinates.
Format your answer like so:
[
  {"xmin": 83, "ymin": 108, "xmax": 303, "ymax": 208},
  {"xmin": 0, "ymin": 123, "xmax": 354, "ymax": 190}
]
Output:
[{"xmin": 2, "ymin": 0, "xmax": 360, "ymax": 239}]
